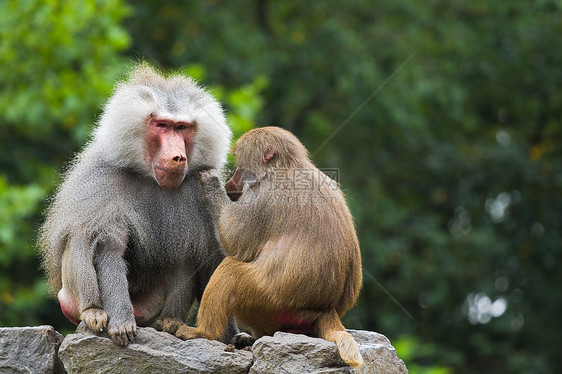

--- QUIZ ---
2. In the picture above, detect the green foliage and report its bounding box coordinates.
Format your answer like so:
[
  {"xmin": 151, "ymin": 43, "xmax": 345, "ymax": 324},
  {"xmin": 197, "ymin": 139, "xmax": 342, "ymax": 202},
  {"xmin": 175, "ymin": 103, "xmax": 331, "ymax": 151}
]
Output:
[
  {"xmin": 209, "ymin": 75, "xmax": 268, "ymax": 139},
  {"xmin": 395, "ymin": 335, "xmax": 453, "ymax": 374},
  {"xmin": 0, "ymin": 177, "xmax": 45, "ymax": 265},
  {"xmin": 221, "ymin": 76, "xmax": 267, "ymax": 167},
  {"xmin": 226, "ymin": 75, "xmax": 268, "ymax": 138},
  {"xmin": 1, "ymin": 1, "xmax": 561, "ymax": 373},
  {"xmin": 0, "ymin": 0, "xmax": 130, "ymax": 144}
]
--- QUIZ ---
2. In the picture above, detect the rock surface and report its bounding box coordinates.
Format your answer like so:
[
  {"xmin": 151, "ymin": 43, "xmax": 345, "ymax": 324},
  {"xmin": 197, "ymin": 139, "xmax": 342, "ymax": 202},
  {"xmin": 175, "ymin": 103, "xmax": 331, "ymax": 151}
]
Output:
[
  {"xmin": 350, "ymin": 330, "xmax": 409, "ymax": 374},
  {"xmin": 58, "ymin": 327, "xmax": 253, "ymax": 374},
  {"xmin": 0, "ymin": 325, "xmax": 408, "ymax": 373},
  {"xmin": 0, "ymin": 325, "xmax": 65, "ymax": 374},
  {"xmin": 250, "ymin": 330, "xmax": 408, "ymax": 374}
]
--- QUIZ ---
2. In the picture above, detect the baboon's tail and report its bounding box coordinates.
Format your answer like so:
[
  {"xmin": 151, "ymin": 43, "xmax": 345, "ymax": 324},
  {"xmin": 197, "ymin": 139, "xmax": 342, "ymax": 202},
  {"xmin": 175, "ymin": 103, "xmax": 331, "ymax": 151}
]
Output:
[{"xmin": 316, "ymin": 310, "xmax": 364, "ymax": 368}]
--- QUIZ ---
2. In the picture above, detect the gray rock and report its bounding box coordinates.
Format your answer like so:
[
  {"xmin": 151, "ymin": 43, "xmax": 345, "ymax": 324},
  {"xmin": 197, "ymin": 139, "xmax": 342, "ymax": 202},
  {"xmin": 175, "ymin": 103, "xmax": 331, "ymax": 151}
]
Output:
[
  {"xmin": 0, "ymin": 325, "xmax": 65, "ymax": 374},
  {"xmin": 22, "ymin": 325, "xmax": 408, "ymax": 374},
  {"xmin": 58, "ymin": 327, "xmax": 253, "ymax": 374},
  {"xmin": 349, "ymin": 330, "xmax": 409, "ymax": 374},
  {"xmin": 249, "ymin": 330, "xmax": 408, "ymax": 374}
]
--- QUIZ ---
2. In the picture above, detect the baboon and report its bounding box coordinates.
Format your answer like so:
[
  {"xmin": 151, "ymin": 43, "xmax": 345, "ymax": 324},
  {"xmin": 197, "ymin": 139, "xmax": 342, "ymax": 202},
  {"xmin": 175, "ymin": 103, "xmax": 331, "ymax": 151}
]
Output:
[
  {"xmin": 161, "ymin": 126, "xmax": 364, "ymax": 367},
  {"xmin": 39, "ymin": 63, "xmax": 236, "ymax": 346}
]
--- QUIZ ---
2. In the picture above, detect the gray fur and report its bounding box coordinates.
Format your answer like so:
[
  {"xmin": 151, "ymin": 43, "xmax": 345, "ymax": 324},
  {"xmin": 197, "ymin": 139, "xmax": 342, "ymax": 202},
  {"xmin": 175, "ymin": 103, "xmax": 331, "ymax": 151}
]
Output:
[{"xmin": 39, "ymin": 63, "xmax": 232, "ymax": 345}]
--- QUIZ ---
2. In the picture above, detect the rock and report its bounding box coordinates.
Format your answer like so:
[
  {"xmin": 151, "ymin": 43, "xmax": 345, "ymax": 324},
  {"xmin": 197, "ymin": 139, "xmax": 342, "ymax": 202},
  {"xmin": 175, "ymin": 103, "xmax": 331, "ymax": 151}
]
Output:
[
  {"xmin": 349, "ymin": 330, "xmax": 409, "ymax": 374},
  {"xmin": 58, "ymin": 327, "xmax": 253, "ymax": 374},
  {"xmin": 249, "ymin": 332, "xmax": 347, "ymax": 374},
  {"xmin": 0, "ymin": 325, "xmax": 65, "ymax": 374},
  {"xmin": 249, "ymin": 330, "xmax": 408, "ymax": 374},
  {"xmin": 50, "ymin": 325, "xmax": 407, "ymax": 374}
]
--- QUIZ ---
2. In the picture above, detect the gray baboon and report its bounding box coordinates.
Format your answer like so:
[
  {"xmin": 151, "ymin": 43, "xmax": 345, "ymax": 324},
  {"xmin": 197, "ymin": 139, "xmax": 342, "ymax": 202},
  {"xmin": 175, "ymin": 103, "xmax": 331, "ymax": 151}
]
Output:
[{"xmin": 39, "ymin": 63, "xmax": 234, "ymax": 346}]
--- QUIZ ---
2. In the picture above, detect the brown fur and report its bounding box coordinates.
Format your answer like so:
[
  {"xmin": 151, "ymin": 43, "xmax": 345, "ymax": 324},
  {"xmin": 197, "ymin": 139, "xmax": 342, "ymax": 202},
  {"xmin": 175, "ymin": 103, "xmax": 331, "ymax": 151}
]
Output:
[{"xmin": 163, "ymin": 126, "xmax": 363, "ymax": 367}]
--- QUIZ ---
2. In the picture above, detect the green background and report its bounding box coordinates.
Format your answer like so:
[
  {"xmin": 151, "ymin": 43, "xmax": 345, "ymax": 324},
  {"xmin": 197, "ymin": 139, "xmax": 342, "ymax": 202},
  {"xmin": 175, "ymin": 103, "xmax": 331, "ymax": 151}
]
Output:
[{"xmin": 1, "ymin": 1, "xmax": 561, "ymax": 373}]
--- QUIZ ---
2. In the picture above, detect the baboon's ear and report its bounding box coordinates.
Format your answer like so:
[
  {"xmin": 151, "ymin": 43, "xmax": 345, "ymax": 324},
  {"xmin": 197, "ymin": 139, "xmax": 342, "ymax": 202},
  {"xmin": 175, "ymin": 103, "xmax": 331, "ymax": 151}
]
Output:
[{"xmin": 264, "ymin": 146, "xmax": 275, "ymax": 163}]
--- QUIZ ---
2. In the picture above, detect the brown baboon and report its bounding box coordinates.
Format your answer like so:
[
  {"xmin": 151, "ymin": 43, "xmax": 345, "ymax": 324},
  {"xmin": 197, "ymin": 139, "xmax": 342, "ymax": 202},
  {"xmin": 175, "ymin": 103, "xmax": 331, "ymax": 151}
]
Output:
[
  {"xmin": 161, "ymin": 126, "xmax": 364, "ymax": 367},
  {"xmin": 39, "ymin": 63, "xmax": 238, "ymax": 346}
]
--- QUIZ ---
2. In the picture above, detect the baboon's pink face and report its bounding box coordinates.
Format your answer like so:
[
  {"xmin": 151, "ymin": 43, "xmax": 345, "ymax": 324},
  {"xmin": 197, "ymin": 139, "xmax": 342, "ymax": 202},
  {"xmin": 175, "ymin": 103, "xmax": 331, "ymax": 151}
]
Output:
[{"xmin": 145, "ymin": 117, "xmax": 196, "ymax": 189}]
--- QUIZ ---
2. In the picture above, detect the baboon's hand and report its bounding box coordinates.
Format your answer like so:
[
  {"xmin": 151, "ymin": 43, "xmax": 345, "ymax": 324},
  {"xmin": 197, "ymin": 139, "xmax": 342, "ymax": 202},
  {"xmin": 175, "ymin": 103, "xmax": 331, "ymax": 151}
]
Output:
[
  {"xmin": 199, "ymin": 169, "xmax": 222, "ymax": 190},
  {"xmin": 154, "ymin": 316, "xmax": 185, "ymax": 335},
  {"xmin": 199, "ymin": 170, "xmax": 226, "ymax": 218},
  {"xmin": 108, "ymin": 316, "xmax": 137, "ymax": 346},
  {"xmin": 155, "ymin": 317, "xmax": 203, "ymax": 340},
  {"xmin": 80, "ymin": 308, "xmax": 108, "ymax": 333}
]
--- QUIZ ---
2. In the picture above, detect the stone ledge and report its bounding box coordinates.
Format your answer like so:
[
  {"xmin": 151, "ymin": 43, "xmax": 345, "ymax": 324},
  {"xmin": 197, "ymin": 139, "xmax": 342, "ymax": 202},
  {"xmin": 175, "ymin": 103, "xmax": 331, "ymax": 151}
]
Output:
[
  {"xmin": 0, "ymin": 325, "xmax": 65, "ymax": 374},
  {"xmin": 0, "ymin": 326, "xmax": 408, "ymax": 374}
]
